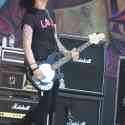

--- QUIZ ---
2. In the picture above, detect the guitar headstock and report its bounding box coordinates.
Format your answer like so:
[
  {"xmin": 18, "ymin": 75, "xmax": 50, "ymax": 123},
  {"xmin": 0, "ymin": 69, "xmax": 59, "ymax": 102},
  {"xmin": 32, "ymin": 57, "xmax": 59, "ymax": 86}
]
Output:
[{"xmin": 88, "ymin": 33, "xmax": 105, "ymax": 45}]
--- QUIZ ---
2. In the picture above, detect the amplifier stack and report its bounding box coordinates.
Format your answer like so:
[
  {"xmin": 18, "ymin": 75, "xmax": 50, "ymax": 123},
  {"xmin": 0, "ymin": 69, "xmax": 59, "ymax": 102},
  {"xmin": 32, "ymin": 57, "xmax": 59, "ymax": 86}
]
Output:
[
  {"xmin": 0, "ymin": 35, "xmax": 106, "ymax": 125},
  {"xmin": 53, "ymin": 34, "xmax": 106, "ymax": 125}
]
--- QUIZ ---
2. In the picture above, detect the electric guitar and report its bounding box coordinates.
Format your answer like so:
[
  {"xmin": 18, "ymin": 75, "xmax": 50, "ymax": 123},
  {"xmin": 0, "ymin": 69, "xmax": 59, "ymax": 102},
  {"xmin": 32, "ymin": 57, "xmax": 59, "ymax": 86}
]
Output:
[{"xmin": 30, "ymin": 33, "xmax": 105, "ymax": 91}]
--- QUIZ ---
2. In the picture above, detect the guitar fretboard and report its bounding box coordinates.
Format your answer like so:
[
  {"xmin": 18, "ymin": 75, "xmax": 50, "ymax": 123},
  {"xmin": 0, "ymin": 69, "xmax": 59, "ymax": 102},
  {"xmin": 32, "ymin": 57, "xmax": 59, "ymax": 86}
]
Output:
[
  {"xmin": 52, "ymin": 41, "xmax": 92, "ymax": 70},
  {"xmin": 78, "ymin": 41, "xmax": 91, "ymax": 52}
]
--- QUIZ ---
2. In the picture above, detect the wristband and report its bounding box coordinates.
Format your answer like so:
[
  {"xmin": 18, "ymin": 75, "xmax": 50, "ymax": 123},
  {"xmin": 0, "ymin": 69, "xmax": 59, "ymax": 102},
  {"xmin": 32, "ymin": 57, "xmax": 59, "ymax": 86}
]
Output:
[
  {"xmin": 30, "ymin": 63, "xmax": 37, "ymax": 66},
  {"xmin": 31, "ymin": 66, "xmax": 39, "ymax": 72}
]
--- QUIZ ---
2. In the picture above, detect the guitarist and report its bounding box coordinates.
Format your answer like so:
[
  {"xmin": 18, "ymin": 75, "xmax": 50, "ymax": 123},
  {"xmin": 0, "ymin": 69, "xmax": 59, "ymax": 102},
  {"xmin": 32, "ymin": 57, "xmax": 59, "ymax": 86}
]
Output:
[{"xmin": 19, "ymin": 0, "xmax": 79, "ymax": 125}]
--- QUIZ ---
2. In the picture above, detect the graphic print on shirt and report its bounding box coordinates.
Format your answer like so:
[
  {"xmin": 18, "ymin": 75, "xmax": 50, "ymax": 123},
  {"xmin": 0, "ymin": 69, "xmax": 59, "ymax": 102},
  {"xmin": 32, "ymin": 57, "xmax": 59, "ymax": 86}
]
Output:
[{"xmin": 40, "ymin": 18, "xmax": 55, "ymax": 29}]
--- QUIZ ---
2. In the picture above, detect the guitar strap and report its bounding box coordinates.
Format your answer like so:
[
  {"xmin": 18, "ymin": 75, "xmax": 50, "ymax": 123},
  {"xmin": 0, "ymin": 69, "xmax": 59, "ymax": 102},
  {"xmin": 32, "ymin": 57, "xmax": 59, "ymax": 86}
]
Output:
[
  {"xmin": 46, "ymin": 9, "xmax": 68, "ymax": 55},
  {"xmin": 45, "ymin": 9, "xmax": 56, "ymax": 33},
  {"xmin": 45, "ymin": 9, "xmax": 65, "ymax": 80}
]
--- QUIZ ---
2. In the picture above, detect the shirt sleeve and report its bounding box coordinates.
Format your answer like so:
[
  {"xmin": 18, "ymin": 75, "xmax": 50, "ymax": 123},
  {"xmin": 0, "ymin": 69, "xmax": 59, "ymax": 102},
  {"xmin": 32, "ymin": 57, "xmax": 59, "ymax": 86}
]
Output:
[{"xmin": 22, "ymin": 14, "xmax": 35, "ymax": 29}]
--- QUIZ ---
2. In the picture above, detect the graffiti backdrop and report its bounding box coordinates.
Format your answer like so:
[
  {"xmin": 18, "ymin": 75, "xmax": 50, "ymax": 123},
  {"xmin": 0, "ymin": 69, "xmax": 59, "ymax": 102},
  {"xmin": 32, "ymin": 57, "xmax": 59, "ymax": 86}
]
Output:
[{"xmin": 0, "ymin": 0, "xmax": 23, "ymax": 47}]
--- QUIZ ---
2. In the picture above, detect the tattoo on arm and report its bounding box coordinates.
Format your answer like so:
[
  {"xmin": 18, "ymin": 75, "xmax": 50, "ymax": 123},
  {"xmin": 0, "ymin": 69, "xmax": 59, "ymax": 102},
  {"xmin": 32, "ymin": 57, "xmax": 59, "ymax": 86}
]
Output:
[
  {"xmin": 22, "ymin": 24, "xmax": 36, "ymax": 65},
  {"xmin": 22, "ymin": 24, "xmax": 33, "ymax": 47}
]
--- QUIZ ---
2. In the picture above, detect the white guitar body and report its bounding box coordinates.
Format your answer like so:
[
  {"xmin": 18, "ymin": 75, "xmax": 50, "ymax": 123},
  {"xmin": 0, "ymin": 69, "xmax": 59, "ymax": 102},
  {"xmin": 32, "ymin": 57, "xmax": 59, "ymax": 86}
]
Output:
[{"xmin": 32, "ymin": 64, "xmax": 56, "ymax": 91}]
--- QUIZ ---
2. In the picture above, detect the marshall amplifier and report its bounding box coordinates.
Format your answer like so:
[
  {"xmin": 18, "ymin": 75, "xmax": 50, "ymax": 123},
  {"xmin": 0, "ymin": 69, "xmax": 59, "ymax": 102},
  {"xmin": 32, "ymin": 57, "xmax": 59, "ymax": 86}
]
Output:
[
  {"xmin": 1, "ymin": 47, "xmax": 24, "ymax": 66},
  {"xmin": 0, "ymin": 88, "xmax": 38, "ymax": 124},
  {"xmin": 113, "ymin": 56, "xmax": 125, "ymax": 125},
  {"xmin": 0, "ymin": 64, "xmax": 26, "ymax": 90},
  {"xmin": 59, "ymin": 34, "xmax": 106, "ymax": 94},
  {"xmin": 53, "ymin": 90, "xmax": 104, "ymax": 125}
]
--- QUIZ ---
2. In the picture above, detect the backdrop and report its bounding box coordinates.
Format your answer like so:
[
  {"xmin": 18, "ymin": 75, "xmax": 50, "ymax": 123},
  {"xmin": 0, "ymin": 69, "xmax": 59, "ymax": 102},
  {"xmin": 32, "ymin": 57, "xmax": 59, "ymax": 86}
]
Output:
[{"xmin": 0, "ymin": 0, "xmax": 125, "ymax": 78}]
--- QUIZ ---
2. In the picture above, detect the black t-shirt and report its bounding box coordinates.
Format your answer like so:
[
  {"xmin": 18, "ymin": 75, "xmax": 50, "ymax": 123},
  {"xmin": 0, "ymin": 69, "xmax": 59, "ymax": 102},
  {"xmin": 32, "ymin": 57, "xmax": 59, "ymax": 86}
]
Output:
[{"xmin": 22, "ymin": 8, "xmax": 58, "ymax": 61}]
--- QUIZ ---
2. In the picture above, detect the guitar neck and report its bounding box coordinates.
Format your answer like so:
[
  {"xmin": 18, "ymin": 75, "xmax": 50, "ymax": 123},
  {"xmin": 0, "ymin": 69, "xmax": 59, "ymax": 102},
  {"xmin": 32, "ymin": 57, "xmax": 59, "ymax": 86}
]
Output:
[
  {"xmin": 78, "ymin": 41, "xmax": 91, "ymax": 52},
  {"xmin": 52, "ymin": 54, "xmax": 71, "ymax": 70},
  {"xmin": 52, "ymin": 41, "xmax": 92, "ymax": 70}
]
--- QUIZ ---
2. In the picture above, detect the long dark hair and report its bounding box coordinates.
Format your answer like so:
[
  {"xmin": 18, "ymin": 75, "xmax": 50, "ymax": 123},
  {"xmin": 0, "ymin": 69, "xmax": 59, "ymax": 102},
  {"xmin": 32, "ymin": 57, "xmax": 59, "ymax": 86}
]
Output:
[{"xmin": 19, "ymin": 0, "xmax": 35, "ymax": 12}]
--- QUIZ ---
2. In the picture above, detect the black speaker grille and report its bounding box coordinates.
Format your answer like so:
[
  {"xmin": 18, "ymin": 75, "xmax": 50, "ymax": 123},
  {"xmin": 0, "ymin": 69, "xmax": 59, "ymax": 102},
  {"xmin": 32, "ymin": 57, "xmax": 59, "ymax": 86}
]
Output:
[
  {"xmin": 60, "ymin": 36, "xmax": 105, "ymax": 93},
  {"xmin": 54, "ymin": 91, "xmax": 103, "ymax": 125}
]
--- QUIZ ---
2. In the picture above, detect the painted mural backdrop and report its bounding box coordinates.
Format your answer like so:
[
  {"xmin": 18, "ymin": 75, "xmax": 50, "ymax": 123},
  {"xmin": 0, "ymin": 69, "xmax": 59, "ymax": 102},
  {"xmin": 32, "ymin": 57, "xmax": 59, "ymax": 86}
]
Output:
[
  {"xmin": 0, "ymin": 0, "xmax": 23, "ymax": 47},
  {"xmin": 106, "ymin": 0, "xmax": 125, "ymax": 77},
  {"xmin": 56, "ymin": 0, "xmax": 108, "ymax": 36},
  {"xmin": 0, "ymin": 0, "xmax": 108, "ymax": 47},
  {"xmin": 117, "ymin": 0, "xmax": 125, "ymax": 11}
]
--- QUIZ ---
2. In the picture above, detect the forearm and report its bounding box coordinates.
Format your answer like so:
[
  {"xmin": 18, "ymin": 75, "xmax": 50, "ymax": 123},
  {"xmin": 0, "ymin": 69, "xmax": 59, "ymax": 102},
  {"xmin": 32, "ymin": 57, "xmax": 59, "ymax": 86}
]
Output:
[
  {"xmin": 23, "ymin": 41, "xmax": 38, "ymax": 70},
  {"xmin": 22, "ymin": 24, "xmax": 38, "ymax": 70}
]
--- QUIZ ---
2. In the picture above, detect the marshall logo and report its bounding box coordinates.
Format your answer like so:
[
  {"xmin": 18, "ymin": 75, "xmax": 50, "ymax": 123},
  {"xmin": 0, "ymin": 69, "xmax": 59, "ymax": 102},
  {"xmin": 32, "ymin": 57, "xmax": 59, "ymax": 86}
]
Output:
[
  {"xmin": 73, "ymin": 58, "xmax": 92, "ymax": 64},
  {"xmin": 11, "ymin": 103, "xmax": 31, "ymax": 111}
]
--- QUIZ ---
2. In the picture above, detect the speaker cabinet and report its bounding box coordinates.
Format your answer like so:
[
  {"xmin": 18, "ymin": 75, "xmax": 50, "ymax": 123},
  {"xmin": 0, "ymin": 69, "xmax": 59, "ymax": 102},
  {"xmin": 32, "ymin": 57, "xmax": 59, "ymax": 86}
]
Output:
[
  {"xmin": 114, "ymin": 56, "xmax": 125, "ymax": 125},
  {"xmin": 59, "ymin": 35, "xmax": 105, "ymax": 93},
  {"xmin": 0, "ymin": 64, "xmax": 26, "ymax": 89},
  {"xmin": 0, "ymin": 88, "xmax": 38, "ymax": 124},
  {"xmin": 53, "ymin": 90, "xmax": 103, "ymax": 125}
]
